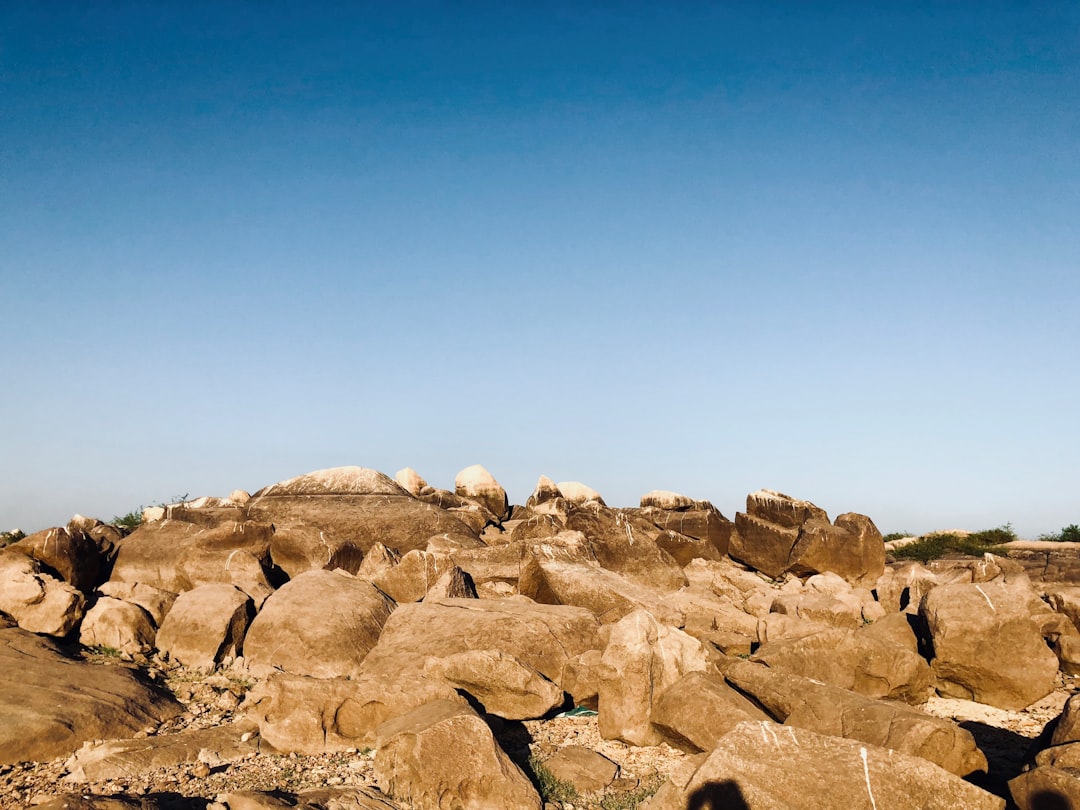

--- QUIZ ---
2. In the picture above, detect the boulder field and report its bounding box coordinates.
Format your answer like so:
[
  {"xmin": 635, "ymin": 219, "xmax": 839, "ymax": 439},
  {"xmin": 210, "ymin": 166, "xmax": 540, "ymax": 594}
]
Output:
[{"xmin": 1, "ymin": 465, "xmax": 1077, "ymax": 809}]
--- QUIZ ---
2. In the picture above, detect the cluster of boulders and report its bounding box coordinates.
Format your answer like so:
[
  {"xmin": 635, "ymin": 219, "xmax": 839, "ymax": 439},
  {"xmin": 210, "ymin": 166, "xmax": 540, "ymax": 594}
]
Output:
[{"xmin": 2, "ymin": 465, "xmax": 1080, "ymax": 809}]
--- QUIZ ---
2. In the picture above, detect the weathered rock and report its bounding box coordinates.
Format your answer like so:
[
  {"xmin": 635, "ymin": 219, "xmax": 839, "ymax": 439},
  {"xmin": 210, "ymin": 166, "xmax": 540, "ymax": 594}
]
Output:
[
  {"xmin": 222, "ymin": 787, "xmax": 400, "ymax": 810},
  {"xmin": 525, "ymin": 475, "xmax": 563, "ymax": 508},
  {"xmin": 245, "ymin": 672, "xmax": 464, "ymax": 754},
  {"xmin": 647, "ymin": 721, "xmax": 1005, "ymax": 810},
  {"xmin": 557, "ymin": 481, "xmax": 606, "ymax": 507},
  {"xmin": 395, "ymin": 467, "xmax": 431, "ymax": 497},
  {"xmin": 746, "ymin": 489, "xmax": 829, "ymax": 527},
  {"xmin": 63, "ymin": 719, "xmax": 267, "ymax": 782},
  {"xmin": 831, "ymin": 512, "xmax": 887, "ymax": 587},
  {"xmin": 644, "ymin": 505, "xmax": 735, "ymax": 558},
  {"xmin": 27, "ymin": 796, "xmax": 152, "ymax": 810},
  {"xmin": 371, "ymin": 549, "xmax": 442, "ymax": 603},
  {"xmin": 78, "ymin": 597, "xmax": 156, "ymax": 655},
  {"xmin": 424, "ymin": 566, "xmax": 478, "ymax": 600},
  {"xmin": 561, "ymin": 649, "xmax": 603, "ymax": 710},
  {"xmin": 455, "ymin": 464, "xmax": 510, "ymax": 521},
  {"xmin": 269, "ymin": 522, "xmax": 365, "ymax": 579},
  {"xmin": 109, "ymin": 519, "xmax": 275, "ymax": 607},
  {"xmin": 920, "ymin": 581, "xmax": 1059, "ymax": 709},
  {"xmin": 155, "ymin": 584, "xmax": 253, "ymax": 671},
  {"xmin": 875, "ymin": 560, "xmax": 940, "ymax": 613},
  {"xmin": 651, "ymin": 670, "xmax": 770, "ymax": 753},
  {"xmin": 597, "ymin": 609, "xmax": 707, "ymax": 746},
  {"xmin": 245, "ymin": 466, "xmax": 478, "ymax": 554},
  {"xmin": 751, "ymin": 625, "xmax": 933, "ymax": 703},
  {"xmin": 639, "ymin": 490, "xmax": 697, "ymax": 511},
  {"xmin": 0, "ymin": 627, "xmax": 182, "ymax": 764},
  {"xmin": 0, "ymin": 549, "xmax": 86, "ymax": 636},
  {"xmin": 359, "ymin": 597, "xmax": 600, "ymax": 686},
  {"xmin": 510, "ymin": 513, "xmax": 567, "ymax": 543},
  {"xmin": 1052, "ymin": 693, "xmax": 1080, "ymax": 745},
  {"xmin": 542, "ymin": 746, "xmax": 619, "ymax": 794},
  {"xmin": 724, "ymin": 660, "xmax": 987, "ymax": 776},
  {"xmin": 374, "ymin": 699, "xmax": 541, "ymax": 810},
  {"xmin": 9, "ymin": 526, "xmax": 102, "ymax": 591},
  {"xmin": 564, "ymin": 507, "xmax": 687, "ymax": 591},
  {"xmin": 770, "ymin": 590, "xmax": 863, "ymax": 630},
  {"xmin": 244, "ymin": 569, "xmax": 395, "ymax": 678},
  {"xmin": 654, "ymin": 528, "xmax": 724, "ymax": 566},
  {"xmin": 787, "ymin": 518, "xmax": 882, "ymax": 587},
  {"xmin": 1009, "ymin": 766, "xmax": 1080, "ymax": 810},
  {"xmin": 97, "ymin": 581, "xmax": 177, "ymax": 627},
  {"xmin": 426, "ymin": 649, "xmax": 565, "ymax": 719},
  {"xmin": 731, "ymin": 511, "xmax": 799, "ymax": 579}
]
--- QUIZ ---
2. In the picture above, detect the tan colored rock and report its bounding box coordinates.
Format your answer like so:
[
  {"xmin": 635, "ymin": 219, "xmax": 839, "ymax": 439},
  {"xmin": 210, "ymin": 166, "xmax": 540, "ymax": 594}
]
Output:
[
  {"xmin": 831, "ymin": 512, "xmax": 887, "ymax": 586},
  {"xmin": 455, "ymin": 464, "xmax": 510, "ymax": 521},
  {"xmin": 244, "ymin": 569, "xmax": 395, "ymax": 679},
  {"xmin": 246, "ymin": 466, "xmax": 478, "ymax": 555},
  {"xmin": 0, "ymin": 627, "xmax": 182, "ymax": 764},
  {"xmin": 1052, "ymin": 693, "xmax": 1080, "ymax": 745},
  {"xmin": 9, "ymin": 526, "xmax": 102, "ymax": 591},
  {"xmin": 746, "ymin": 489, "xmax": 829, "ymax": 527},
  {"xmin": 597, "ymin": 609, "xmax": 707, "ymax": 746},
  {"xmin": 426, "ymin": 649, "xmax": 564, "ymax": 720},
  {"xmin": 394, "ymin": 467, "xmax": 430, "ymax": 496},
  {"xmin": 639, "ymin": 490, "xmax": 696, "ymax": 510},
  {"xmin": 920, "ymin": 581, "xmax": 1059, "ymax": 709},
  {"xmin": 557, "ymin": 481, "xmax": 606, "ymax": 506},
  {"xmin": 649, "ymin": 721, "xmax": 1005, "ymax": 810},
  {"xmin": 423, "ymin": 565, "xmax": 478, "ymax": 600},
  {"xmin": 651, "ymin": 670, "xmax": 770, "ymax": 753},
  {"xmin": 525, "ymin": 475, "xmax": 563, "ymax": 507},
  {"xmin": 374, "ymin": 699, "xmax": 541, "ymax": 810},
  {"xmin": 542, "ymin": 746, "xmax": 619, "ymax": 794},
  {"xmin": 268, "ymin": 523, "xmax": 364, "ymax": 579},
  {"xmin": 245, "ymin": 672, "xmax": 464, "ymax": 754},
  {"xmin": 565, "ymin": 507, "xmax": 687, "ymax": 591},
  {"xmin": 359, "ymin": 597, "xmax": 600, "ymax": 685},
  {"xmin": 78, "ymin": 597, "xmax": 156, "ymax": 655},
  {"xmin": 155, "ymin": 584, "xmax": 253, "ymax": 671},
  {"xmin": 97, "ymin": 581, "xmax": 177, "ymax": 626},
  {"xmin": 371, "ymin": 549, "xmax": 442, "ymax": 603},
  {"xmin": 560, "ymin": 649, "xmax": 603, "ymax": 710},
  {"xmin": 0, "ymin": 549, "xmax": 86, "ymax": 637},
  {"xmin": 1009, "ymin": 766, "xmax": 1080, "ymax": 810},
  {"xmin": 223, "ymin": 787, "xmax": 399, "ymax": 810},
  {"xmin": 724, "ymin": 660, "xmax": 986, "ymax": 776},
  {"xmin": 731, "ymin": 511, "xmax": 799, "ymax": 579},
  {"xmin": 875, "ymin": 560, "xmax": 940, "ymax": 613},
  {"xmin": 751, "ymin": 625, "xmax": 933, "ymax": 703},
  {"xmin": 770, "ymin": 590, "xmax": 863, "ymax": 630},
  {"xmin": 645, "ymin": 505, "xmax": 735, "ymax": 558}
]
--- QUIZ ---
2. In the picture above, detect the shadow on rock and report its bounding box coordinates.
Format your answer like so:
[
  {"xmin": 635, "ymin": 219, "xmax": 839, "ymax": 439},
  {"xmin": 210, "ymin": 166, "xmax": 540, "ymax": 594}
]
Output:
[
  {"xmin": 960, "ymin": 720, "xmax": 1039, "ymax": 797},
  {"xmin": 686, "ymin": 780, "xmax": 750, "ymax": 810},
  {"xmin": 1027, "ymin": 790, "xmax": 1072, "ymax": 810}
]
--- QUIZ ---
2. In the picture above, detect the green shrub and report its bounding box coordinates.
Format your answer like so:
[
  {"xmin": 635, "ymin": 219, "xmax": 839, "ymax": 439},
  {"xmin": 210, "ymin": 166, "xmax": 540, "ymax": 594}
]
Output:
[
  {"xmin": 882, "ymin": 531, "xmax": 913, "ymax": 544},
  {"xmin": 891, "ymin": 527, "xmax": 1013, "ymax": 564},
  {"xmin": 0, "ymin": 529, "xmax": 26, "ymax": 547},
  {"xmin": 111, "ymin": 492, "xmax": 189, "ymax": 532}
]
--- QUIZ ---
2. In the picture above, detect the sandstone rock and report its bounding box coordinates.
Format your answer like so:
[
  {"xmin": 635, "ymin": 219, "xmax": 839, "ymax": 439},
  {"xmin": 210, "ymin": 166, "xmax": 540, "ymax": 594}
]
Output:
[
  {"xmin": 63, "ymin": 719, "xmax": 266, "ymax": 782},
  {"xmin": 920, "ymin": 581, "xmax": 1059, "ymax": 709},
  {"xmin": 9, "ymin": 526, "xmax": 102, "ymax": 592},
  {"xmin": 269, "ymin": 523, "xmax": 365, "ymax": 579},
  {"xmin": 359, "ymin": 597, "xmax": 600, "ymax": 685},
  {"xmin": 370, "ymin": 549, "xmax": 442, "ymax": 603},
  {"xmin": 155, "ymin": 584, "xmax": 253, "ymax": 671},
  {"xmin": 394, "ymin": 467, "xmax": 431, "ymax": 496},
  {"xmin": 374, "ymin": 699, "xmax": 541, "ymax": 810},
  {"xmin": 770, "ymin": 590, "xmax": 863, "ymax": 630},
  {"xmin": 455, "ymin": 464, "xmax": 510, "ymax": 521},
  {"xmin": 565, "ymin": 506, "xmax": 687, "ymax": 591},
  {"xmin": 557, "ymin": 481, "xmax": 606, "ymax": 506},
  {"xmin": 787, "ymin": 517, "xmax": 882, "ymax": 587},
  {"xmin": 28, "ymin": 796, "xmax": 151, "ymax": 810},
  {"xmin": 0, "ymin": 549, "xmax": 86, "ymax": 636},
  {"xmin": 245, "ymin": 671, "xmax": 464, "ymax": 754},
  {"xmin": 424, "ymin": 566, "xmax": 478, "ymax": 600},
  {"xmin": 109, "ymin": 519, "xmax": 275, "ymax": 607},
  {"xmin": 560, "ymin": 649, "xmax": 603, "ymax": 710},
  {"xmin": 751, "ymin": 625, "xmax": 932, "ymax": 703},
  {"xmin": 648, "ymin": 720, "xmax": 1005, "ymax": 810},
  {"xmin": 831, "ymin": 512, "xmax": 887, "ymax": 586},
  {"xmin": 651, "ymin": 670, "xmax": 770, "ymax": 753},
  {"xmin": 1009, "ymin": 766, "xmax": 1080, "ymax": 810},
  {"xmin": 639, "ymin": 490, "xmax": 697, "ymax": 510},
  {"xmin": 525, "ymin": 475, "xmax": 563, "ymax": 507},
  {"xmin": 97, "ymin": 581, "xmax": 177, "ymax": 626},
  {"xmin": 731, "ymin": 511, "xmax": 799, "ymax": 579},
  {"xmin": 426, "ymin": 649, "xmax": 565, "ymax": 719},
  {"xmin": 653, "ymin": 528, "xmax": 724, "ymax": 566},
  {"xmin": 78, "ymin": 597, "xmax": 156, "ymax": 655},
  {"xmin": 542, "ymin": 746, "xmax": 619, "ymax": 794},
  {"xmin": 1052, "ymin": 693, "xmax": 1080, "ymax": 745},
  {"xmin": 223, "ymin": 787, "xmax": 400, "ymax": 810},
  {"xmin": 724, "ymin": 660, "xmax": 986, "ymax": 776},
  {"xmin": 509, "ymin": 513, "xmax": 567, "ymax": 543},
  {"xmin": 244, "ymin": 569, "xmax": 395, "ymax": 678},
  {"xmin": 874, "ymin": 560, "xmax": 940, "ymax": 613},
  {"xmin": 0, "ymin": 627, "xmax": 182, "ymax": 764},
  {"xmin": 246, "ymin": 466, "xmax": 478, "ymax": 555},
  {"xmin": 597, "ymin": 609, "xmax": 707, "ymax": 746},
  {"xmin": 746, "ymin": 489, "xmax": 829, "ymax": 527},
  {"xmin": 644, "ymin": 504, "xmax": 735, "ymax": 558}
]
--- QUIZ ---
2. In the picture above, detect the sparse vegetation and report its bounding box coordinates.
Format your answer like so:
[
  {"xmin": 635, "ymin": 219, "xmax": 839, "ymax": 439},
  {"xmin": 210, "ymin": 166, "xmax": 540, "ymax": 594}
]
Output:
[
  {"xmin": 890, "ymin": 525, "xmax": 1015, "ymax": 564},
  {"xmin": 86, "ymin": 645, "xmax": 123, "ymax": 659},
  {"xmin": 111, "ymin": 492, "xmax": 189, "ymax": 531},
  {"xmin": 882, "ymin": 531, "xmax": 913, "ymax": 544},
  {"xmin": 0, "ymin": 529, "xmax": 26, "ymax": 547},
  {"xmin": 1040, "ymin": 524, "xmax": 1080, "ymax": 543},
  {"xmin": 527, "ymin": 753, "xmax": 579, "ymax": 805},
  {"xmin": 598, "ymin": 777, "xmax": 663, "ymax": 810}
]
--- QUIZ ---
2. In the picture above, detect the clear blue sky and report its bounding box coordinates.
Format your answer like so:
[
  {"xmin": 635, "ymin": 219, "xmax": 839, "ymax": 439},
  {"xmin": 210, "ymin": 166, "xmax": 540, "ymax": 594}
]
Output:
[{"xmin": 2, "ymin": 2, "xmax": 1077, "ymax": 537}]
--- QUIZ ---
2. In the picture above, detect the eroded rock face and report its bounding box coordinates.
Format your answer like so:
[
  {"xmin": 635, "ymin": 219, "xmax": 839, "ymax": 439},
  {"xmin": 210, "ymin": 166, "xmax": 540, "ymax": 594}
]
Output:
[
  {"xmin": 8, "ymin": 526, "xmax": 102, "ymax": 591},
  {"xmin": 542, "ymin": 746, "xmax": 619, "ymax": 794},
  {"xmin": 920, "ymin": 581, "xmax": 1060, "ymax": 709},
  {"xmin": 0, "ymin": 549, "xmax": 86, "ymax": 637},
  {"xmin": 425, "ymin": 649, "xmax": 565, "ymax": 720},
  {"xmin": 244, "ymin": 569, "xmax": 395, "ymax": 679},
  {"xmin": 78, "ymin": 597, "xmax": 156, "ymax": 655},
  {"xmin": 374, "ymin": 699, "xmax": 541, "ymax": 810},
  {"xmin": 651, "ymin": 670, "xmax": 770, "ymax": 753},
  {"xmin": 0, "ymin": 628, "xmax": 182, "ymax": 764},
  {"xmin": 155, "ymin": 584, "xmax": 254, "ymax": 671},
  {"xmin": 649, "ymin": 721, "xmax": 1005, "ymax": 810},
  {"xmin": 245, "ymin": 466, "xmax": 478, "ymax": 555},
  {"xmin": 455, "ymin": 464, "xmax": 510, "ymax": 521},
  {"xmin": 268, "ymin": 522, "xmax": 365, "ymax": 579}
]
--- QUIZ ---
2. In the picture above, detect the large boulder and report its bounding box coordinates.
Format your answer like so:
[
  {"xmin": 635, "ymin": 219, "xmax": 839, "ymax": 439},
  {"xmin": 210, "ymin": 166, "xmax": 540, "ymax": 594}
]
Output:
[
  {"xmin": 8, "ymin": 526, "xmax": 102, "ymax": 591},
  {"xmin": 78, "ymin": 597, "xmax": 157, "ymax": 656},
  {"xmin": 425, "ymin": 649, "xmax": 565, "ymax": 720},
  {"xmin": 597, "ymin": 609, "xmax": 707, "ymax": 746},
  {"xmin": 645, "ymin": 721, "xmax": 1005, "ymax": 810},
  {"xmin": 455, "ymin": 464, "xmax": 510, "ymax": 521},
  {"xmin": 154, "ymin": 584, "xmax": 254, "ymax": 671},
  {"xmin": 751, "ymin": 625, "xmax": 933, "ymax": 703},
  {"xmin": 0, "ymin": 628, "xmax": 182, "ymax": 764},
  {"xmin": 244, "ymin": 672, "xmax": 465, "ymax": 754},
  {"xmin": 374, "ymin": 699, "xmax": 541, "ymax": 810},
  {"xmin": 638, "ymin": 498, "xmax": 736, "ymax": 558},
  {"xmin": 920, "ymin": 581, "xmax": 1060, "ymax": 709},
  {"xmin": 724, "ymin": 660, "xmax": 987, "ymax": 776},
  {"xmin": 244, "ymin": 569, "xmax": 395, "ymax": 678},
  {"xmin": 564, "ymin": 506, "xmax": 687, "ymax": 591},
  {"xmin": 0, "ymin": 549, "xmax": 86, "ymax": 637},
  {"xmin": 359, "ymin": 597, "xmax": 600, "ymax": 686},
  {"xmin": 651, "ymin": 670, "xmax": 770, "ymax": 753},
  {"xmin": 109, "ymin": 519, "xmax": 275, "ymax": 607},
  {"xmin": 245, "ymin": 466, "xmax": 478, "ymax": 554},
  {"xmin": 268, "ymin": 522, "xmax": 365, "ymax": 579}
]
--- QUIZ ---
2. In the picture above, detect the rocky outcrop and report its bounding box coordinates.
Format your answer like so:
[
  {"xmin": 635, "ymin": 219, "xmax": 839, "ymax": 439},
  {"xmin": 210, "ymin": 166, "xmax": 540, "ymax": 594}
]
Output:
[
  {"xmin": 8, "ymin": 526, "xmax": 102, "ymax": 591},
  {"xmin": 268, "ymin": 522, "xmax": 365, "ymax": 579},
  {"xmin": 455, "ymin": 464, "xmax": 510, "ymax": 521},
  {"xmin": 155, "ymin": 584, "xmax": 253, "ymax": 671},
  {"xmin": 425, "ymin": 649, "xmax": 564, "ymax": 720},
  {"xmin": 0, "ymin": 549, "xmax": 86, "ymax": 636},
  {"xmin": 78, "ymin": 597, "xmax": 156, "ymax": 655},
  {"xmin": 651, "ymin": 670, "xmax": 770, "ymax": 752},
  {"xmin": 0, "ymin": 628, "xmax": 182, "ymax": 764}
]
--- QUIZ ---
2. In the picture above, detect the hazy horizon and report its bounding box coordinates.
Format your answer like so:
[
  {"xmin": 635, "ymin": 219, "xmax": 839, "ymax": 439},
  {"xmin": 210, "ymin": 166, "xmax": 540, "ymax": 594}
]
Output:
[{"xmin": 3, "ymin": 2, "xmax": 1078, "ymax": 539}]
